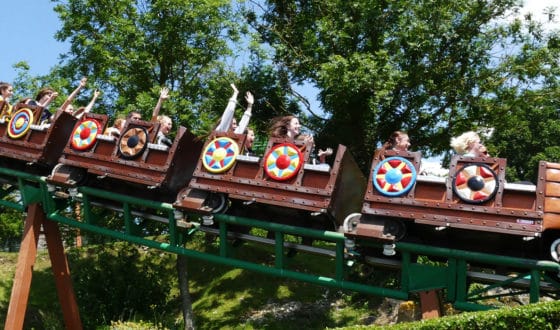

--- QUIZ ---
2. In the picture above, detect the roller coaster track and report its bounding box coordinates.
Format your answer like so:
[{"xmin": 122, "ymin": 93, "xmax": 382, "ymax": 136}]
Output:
[
  {"xmin": 194, "ymin": 225, "xmax": 559, "ymax": 294},
  {"xmin": 1, "ymin": 165, "xmax": 560, "ymax": 329}
]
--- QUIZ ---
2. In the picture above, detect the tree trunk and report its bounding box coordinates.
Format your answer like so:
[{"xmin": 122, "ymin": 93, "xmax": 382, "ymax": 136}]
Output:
[{"xmin": 176, "ymin": 255, "xmax": 195, "ymax": 329}]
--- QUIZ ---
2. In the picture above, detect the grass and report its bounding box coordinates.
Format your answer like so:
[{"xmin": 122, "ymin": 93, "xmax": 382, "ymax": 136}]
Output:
[
  {"xmin": 0, "ymin": 251, "xmax": 65, "ymax": 329},
  {"xmin": 0, "ymin": 234, "xmax": 396, "ymax": 329},
  {"xmin": 182, "ymin": 233, "xmax": 389, "ymax": 329}
]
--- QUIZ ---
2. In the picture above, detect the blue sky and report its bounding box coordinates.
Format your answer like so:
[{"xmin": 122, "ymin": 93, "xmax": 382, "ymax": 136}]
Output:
[{"xmin": 1, "ymin": 1, "xmax": 68, "ymax": 83}]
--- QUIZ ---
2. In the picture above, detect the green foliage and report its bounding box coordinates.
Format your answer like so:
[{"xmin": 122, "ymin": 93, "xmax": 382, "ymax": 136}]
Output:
[
  {"xmin": 10, "ymin": 62, "xmax": 109, "ymax": 122},
  {"xmin": 387, "ymin": 300, "xmax": 560, "ymax": 330},
  {"xmin": 50, "ymin": 0, "xmax": 248, "ymax": 132},
  {"xmin": 0, "ymin": 206, "xmax": 23, "ymax": 251},
  {"xmin": 251, "ymin": 0, "xmax": 560, "ymax": 173},
  {"xmin": 66, "ymin": 242, "xmax": 178, "ymax": 328},
  {"xmin": 34, "ymin": 0, "xmax": 308, "ymax": 140},
  {"xmin": 105, "ymin": 320, "xmax": 165, "ymax": 329}
]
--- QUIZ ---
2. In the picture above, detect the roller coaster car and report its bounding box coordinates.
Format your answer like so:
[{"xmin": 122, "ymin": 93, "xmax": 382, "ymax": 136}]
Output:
[
  {"xmin": 344, "ymin": 150, "xmax": 560, "ymax": 259},
  {"xmin": 0, "ymin": 102, "xmax": 77, "ymax": 168},
  {"xmin": 174, "ymin": 133, "xmax": 366, "ymax": 226},
  {"xmin": 47, "ymin": 113, "xmax": 203, "ymax": 199}
]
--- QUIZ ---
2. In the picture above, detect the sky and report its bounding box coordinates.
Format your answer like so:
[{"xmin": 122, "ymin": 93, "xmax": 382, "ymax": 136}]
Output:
[
  {"xmin": 1, "ymin": 1, "xmax": 68, "ymax": 83},
  {"xmin": 1, "ymin": 1, "xmax": 559, "ymax": 114}
]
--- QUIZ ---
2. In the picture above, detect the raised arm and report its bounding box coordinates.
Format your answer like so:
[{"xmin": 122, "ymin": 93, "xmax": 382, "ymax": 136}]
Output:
[
  {"xmin": 59, "ymin": 77, "xmax": 87, "ymax": 112},
  {"xmin": 215, "ymin": 83, "xmax": 239, "ymax": 132},
  {"xmin": 151, "ymin": 87, "xmax": 169, "ymax": 122},
  {"xmin": 75, "ymin": 89, "xmax": 101, "ymax": 119},
  {"xmin": 39, "ymin": 91, "xmax": 59, "ymax": 108},
  {"xmin": 234, "ymin": 91, "xmax": 254, "ymax": 134},
  {"xmin": 318, "ymin": 148, "xmax": 333, "ymax": 164}
]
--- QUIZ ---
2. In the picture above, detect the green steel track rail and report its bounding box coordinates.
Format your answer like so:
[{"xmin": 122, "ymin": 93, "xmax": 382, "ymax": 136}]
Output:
[{"xmin": 1, "ymin": 165, "xmax": 559, "ymax": 311}]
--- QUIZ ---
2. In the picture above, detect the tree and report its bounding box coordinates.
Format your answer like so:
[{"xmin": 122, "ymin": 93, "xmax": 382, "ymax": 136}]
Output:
[
  {"xmin": 249, "ymin": 0, "xmax": 560, "ymax": 177},
  {"xmin": 52, "ymin": 0, "xmax": 245, "ymax": 132},
  {"xmin": 482, "ymin": 13, "xmax": 560, "ymax": 181}
]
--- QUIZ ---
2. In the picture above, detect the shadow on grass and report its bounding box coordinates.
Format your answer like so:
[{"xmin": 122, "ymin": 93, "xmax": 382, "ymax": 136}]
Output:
[{"xmin": 186, "ymin": 240, "xmax": 387, "ymax": 329}]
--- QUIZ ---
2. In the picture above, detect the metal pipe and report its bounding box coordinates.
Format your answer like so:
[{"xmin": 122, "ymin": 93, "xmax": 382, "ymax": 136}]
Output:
[
  {"xmin": 213, "ymin": 213, "xmax": 345, "ymax": 242},
  {"xmin": 78, "ymin": 186, "xmax": 175, "ymax": 211},
  {"xmin": 396, "ymin": 242, "xmax": 560, "ymax": 272},
  {"xmin": 0, "ymin": 167, "xmax": 46, "ymax": 182}
]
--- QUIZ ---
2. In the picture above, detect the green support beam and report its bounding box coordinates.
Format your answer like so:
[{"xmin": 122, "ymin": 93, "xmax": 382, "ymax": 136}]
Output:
[{"xmin": 0, "ymin": 167, "xmax": 44, "ymax": 209}]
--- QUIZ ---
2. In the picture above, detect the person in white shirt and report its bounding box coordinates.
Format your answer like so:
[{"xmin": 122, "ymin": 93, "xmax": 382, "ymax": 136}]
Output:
[
  {"xmin": 450, "ymin": 131, "xmax": 490, "ymax": 157},
  {"xmin": 215, "ymin": 83, "xmax": 254, "ymax": 134}
]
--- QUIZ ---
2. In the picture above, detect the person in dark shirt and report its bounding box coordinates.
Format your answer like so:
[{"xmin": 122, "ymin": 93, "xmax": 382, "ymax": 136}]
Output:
[{"xmin": 23, "ymin": 87, "xmax": 58, "ymax": 123}]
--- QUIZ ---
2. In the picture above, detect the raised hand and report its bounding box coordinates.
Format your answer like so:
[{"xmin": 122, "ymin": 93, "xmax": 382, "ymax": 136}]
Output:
[
  {"xmin": 159, "ymin": 87, "xmax": 169, "ymax": 100},
  {"xmin": 230, "ymin": 83, "xmax": 239, "ymax": 100},
  {"xmin": 318, "ymin": 148, "xmax": 333, "ymax": 157},
  {"xmin": 245, "ymin": 91, "xmax": 254, "ymax": 106}
]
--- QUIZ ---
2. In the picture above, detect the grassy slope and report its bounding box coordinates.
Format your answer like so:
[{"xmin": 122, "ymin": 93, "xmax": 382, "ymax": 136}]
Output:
[
  {"xmin": 183, "ymin": 238, "xmax": 390, "ymax": 329},
  {"xmin": 0, "ymin": 239, "xmax": 393, "ymax": 329},
  {"xmin": 2, "ymin": 235, "xmax": 558, "ymax": 329}
]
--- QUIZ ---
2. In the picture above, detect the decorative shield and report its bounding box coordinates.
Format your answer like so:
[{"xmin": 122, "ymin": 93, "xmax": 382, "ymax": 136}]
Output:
[
  {"xmin": 372, "ymin": 156, "xmax": 417, "ymax": 197},
  {"xmin": 7, "ymin": 108, "xmax": 33, "ymax": 139},
  {"xmin": 452, "ymin": 163, "xmax": 498, "ymax": 204},
  {"xmin": 118, "ymin": 127, "xmax": 148, "ymax": 159},
  {"xmin": 264, "ymin": 143, "xmax": 303, "ymax": 181},
  {"xmin": 71, "ymin": 119, "xmax": 101, "ymax": 150},
  {"xmin": 202, "ymin": 137, "xmax": 240, "ymax": 173}
]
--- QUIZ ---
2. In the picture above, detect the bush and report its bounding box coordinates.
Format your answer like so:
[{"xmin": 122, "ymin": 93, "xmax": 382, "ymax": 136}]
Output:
[
  {"xmin": 66, "ymin": 241, "xmax": 178, "ymax": 328},
  {"xmin": 387, "ymin": 300, "xmax": 560, "ymax": 329},
  {"xmin": 0, "ymin": 206, "xmax": 24, "ymax": 251}
]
